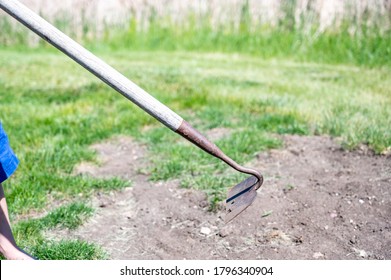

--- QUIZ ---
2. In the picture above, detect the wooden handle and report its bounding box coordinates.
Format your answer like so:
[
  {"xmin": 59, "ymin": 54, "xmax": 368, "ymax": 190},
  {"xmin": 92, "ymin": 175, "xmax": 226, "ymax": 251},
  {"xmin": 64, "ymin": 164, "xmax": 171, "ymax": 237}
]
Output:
[{"xmin": 0, "ymin": 0, "xmax": 183, "ymax": 131}]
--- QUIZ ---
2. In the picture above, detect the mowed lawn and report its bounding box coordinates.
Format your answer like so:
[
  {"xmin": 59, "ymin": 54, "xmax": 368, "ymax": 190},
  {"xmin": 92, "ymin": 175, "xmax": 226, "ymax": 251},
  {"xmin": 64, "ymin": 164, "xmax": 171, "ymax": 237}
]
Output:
[{"xmin": 0, "ymin": 49, "xmax": 390, "ymax": 259}]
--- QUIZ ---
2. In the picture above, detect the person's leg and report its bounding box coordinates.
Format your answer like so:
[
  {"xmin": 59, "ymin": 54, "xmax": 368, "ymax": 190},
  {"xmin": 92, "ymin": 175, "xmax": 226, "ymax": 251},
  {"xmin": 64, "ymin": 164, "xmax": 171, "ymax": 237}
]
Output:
[{"xmin": 0, "ymin": 183, "xmax": 34, "ymax": 260}]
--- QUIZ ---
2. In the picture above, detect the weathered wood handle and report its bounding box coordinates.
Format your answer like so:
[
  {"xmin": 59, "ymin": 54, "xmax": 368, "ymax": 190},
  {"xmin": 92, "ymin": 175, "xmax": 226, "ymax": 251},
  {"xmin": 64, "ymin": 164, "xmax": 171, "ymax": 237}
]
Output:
[{"xmin": 0, "ymin": 0, "xmax": 183, "ymax": 131}]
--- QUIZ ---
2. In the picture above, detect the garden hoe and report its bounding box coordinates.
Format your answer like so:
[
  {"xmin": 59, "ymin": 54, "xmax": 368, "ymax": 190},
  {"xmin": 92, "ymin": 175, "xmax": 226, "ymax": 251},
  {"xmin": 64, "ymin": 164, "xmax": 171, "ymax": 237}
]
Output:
[{"xmin": 0, "ymin": 0, "xmax": 264, "ymax": 223}]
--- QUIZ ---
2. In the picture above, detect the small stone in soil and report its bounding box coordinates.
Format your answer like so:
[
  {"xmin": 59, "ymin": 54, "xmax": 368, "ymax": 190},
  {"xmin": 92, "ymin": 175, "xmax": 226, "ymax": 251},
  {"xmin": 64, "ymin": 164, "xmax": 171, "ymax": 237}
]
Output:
[
  {"xmin": 313, "ymin": 252, "xmax": 324, "ymax": 259},
  {"xmin": 353, "ymin": 248, "xmax": 368, "ymax": 258},
  {"xmin": 200, "ymin": 227, "xmax": 211, "ymax": 235}
]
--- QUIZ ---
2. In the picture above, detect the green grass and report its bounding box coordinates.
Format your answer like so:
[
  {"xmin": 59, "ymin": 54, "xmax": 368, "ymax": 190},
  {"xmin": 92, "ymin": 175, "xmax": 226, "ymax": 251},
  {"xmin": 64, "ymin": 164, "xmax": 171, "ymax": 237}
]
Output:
[
  {"xmin": 14, "ymin": 202, "xmax": 94, "ymax": 241},
  {"xmin": 11, "ymin": 202, "xmax": 107, "ymax": 260},
  {"xmin": 31, "ymin": 240, "xmax": 106, "ymax": 260},
  {"xmin": 2, "ymin": 0, "xmax": 391, "ymax": 69},
  {"xmin": 2, "ymin": 9, "xmax": 390, "ymax": 68},
  {"xmin": 0, "ymin": 49, "xmax": 390, "ymax": 259},
  {"xmin": 104, "ymin": 26, "xmax": 391, "ymax": 67}
]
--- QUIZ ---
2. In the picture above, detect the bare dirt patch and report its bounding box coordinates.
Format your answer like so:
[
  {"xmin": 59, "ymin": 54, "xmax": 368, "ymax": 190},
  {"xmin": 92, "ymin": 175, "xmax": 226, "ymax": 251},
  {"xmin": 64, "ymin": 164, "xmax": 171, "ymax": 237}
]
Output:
[{"xmin": 64, "ymin": 134, "xmax": 390, "ymax": 260}]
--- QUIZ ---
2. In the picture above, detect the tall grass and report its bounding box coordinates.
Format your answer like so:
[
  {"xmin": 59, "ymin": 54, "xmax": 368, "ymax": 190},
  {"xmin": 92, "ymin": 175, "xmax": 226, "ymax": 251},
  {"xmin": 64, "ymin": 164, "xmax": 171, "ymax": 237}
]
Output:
[{"xmin": 1, "ymin": 0, "xmax": 390, "ymax": 67}]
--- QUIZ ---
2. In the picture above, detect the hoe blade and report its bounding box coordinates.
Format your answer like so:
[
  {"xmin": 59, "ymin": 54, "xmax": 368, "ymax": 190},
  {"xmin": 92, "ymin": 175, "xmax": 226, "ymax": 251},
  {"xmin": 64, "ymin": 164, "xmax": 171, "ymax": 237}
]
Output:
[{"xmin": 225, "ymin": 176, "xmax": 258, "ymax": 223}]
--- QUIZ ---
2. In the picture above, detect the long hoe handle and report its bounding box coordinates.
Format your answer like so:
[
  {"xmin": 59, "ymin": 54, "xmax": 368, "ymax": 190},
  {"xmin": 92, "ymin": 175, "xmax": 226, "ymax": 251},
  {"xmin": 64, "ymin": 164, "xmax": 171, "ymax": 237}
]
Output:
[{"xmin": 0, "ymin": 0, "xmax": 263, "ymax": 222}]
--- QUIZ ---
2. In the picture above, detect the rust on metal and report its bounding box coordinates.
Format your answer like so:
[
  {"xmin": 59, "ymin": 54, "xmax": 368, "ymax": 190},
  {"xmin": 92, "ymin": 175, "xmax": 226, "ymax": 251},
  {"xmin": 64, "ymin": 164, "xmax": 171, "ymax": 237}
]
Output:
[
  {"xmin": 176, "ymin": 120, "xmax": 224, "ymax": 158},
  {"xmin": 176, "ymin": 120, "xmax": 263, "ymax": 222}
]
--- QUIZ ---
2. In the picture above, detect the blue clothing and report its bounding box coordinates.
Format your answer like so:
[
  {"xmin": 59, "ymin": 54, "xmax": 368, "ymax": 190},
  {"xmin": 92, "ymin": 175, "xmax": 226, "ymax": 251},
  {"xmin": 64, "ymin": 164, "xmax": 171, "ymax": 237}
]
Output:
[{"xmin": 0, "ymin": 122, "xmax": 19, "ymax": 184}]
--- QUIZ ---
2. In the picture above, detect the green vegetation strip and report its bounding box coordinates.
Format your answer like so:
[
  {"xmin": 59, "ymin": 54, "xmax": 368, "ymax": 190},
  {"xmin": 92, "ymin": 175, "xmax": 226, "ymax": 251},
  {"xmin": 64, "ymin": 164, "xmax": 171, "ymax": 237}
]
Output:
[
  {"xmin": 12, "ymin": 202, "xmax": 106, "ymax": 260},
  {"xmin": 1, "ymin": 2, "xmax": 391, "ymax": 68}
]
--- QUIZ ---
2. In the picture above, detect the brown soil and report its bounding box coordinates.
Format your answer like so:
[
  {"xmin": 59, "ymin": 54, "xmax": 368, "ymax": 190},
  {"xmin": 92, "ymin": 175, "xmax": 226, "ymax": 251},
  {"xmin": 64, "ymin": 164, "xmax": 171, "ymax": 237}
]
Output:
[{"xmin": 65, "ymin": 134, "xmax": 390, "ymax": 260}]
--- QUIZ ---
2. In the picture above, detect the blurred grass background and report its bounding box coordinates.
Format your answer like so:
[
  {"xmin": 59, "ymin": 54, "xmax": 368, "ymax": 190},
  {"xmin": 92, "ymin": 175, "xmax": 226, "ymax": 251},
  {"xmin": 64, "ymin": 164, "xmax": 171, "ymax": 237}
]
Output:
[
  {"xmin": 0, "ymin": 0, "xmax": 390, "ymax": 259},
  {"xmin": 1, "ymin": 0, "xmax": 391, "ymax": 66}
]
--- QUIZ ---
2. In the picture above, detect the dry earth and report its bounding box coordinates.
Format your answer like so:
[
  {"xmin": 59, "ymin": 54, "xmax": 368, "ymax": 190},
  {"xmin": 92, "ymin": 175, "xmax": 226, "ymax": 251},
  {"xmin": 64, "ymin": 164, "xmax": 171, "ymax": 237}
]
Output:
[{"xmin": 61, "ymin": 133, "xmax": 390, "ymax": 260}]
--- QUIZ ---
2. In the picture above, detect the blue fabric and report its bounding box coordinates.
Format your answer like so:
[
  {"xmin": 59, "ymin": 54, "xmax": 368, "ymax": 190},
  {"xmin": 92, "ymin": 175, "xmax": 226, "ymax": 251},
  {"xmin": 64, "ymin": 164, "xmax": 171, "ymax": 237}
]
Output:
[{"xmin": 0, "ymin": 122, "xmax": 19, "ymax": 184}]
